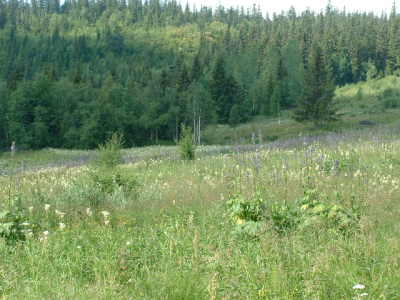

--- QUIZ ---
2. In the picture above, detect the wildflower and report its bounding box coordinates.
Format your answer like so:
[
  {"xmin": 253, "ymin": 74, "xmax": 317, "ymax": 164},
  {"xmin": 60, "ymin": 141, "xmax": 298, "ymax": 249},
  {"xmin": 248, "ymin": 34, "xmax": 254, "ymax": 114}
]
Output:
[
  {"xmin": 360, "ymin": 293, "xmax": 368, "ymax": 297},
  {"xmin": 104, "ymin": 220, "xmax": 110, "ymax": 225},
  {"xmin": 101, "ymin": 211, "xmax": 110, "ymax": 218},
  {"xmin": 28, "ymin": 206, "xmax": 34, "ymax": 213},
  {"xmin": 77, "ymin": 245, "xmax": 82, "ymax": 249},
  {"xmin": 126, "ymin": 241, "xmax": 132, "ymax": 246},
  {"xmin": 59, "ymin": 223, "xmax": 66, "ymax": 230},
  {"xmin": 39, "ymin": 231, "xmax": 49, "ymax": 242},
  {"xmin": 55, "ymin": 210, "xmax": 66, "ymax": 218},
  {"xmin": 353, "ymin": 284, "xmax": 365, "ymax": 290},
  {"xmin": 86, "ymin": 207, "xmax": 92, "ymax": 217},
  {"xmin": 236, "ymin": 218, "xmax": 245, "ymax": 225},
  {"xmin": 44, "ymin": 204, "xmax": 51, "ymax": 212},
  {"xmin": 21, "ymin": 222, "xmax": 30, "ymax": 226}
]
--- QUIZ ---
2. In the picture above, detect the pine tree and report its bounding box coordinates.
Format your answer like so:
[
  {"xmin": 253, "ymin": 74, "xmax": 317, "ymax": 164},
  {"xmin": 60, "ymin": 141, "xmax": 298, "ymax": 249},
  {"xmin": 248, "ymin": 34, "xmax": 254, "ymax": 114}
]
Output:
[
  {"xmin": 387, "ymin": 1, "xmax": 400, "ymax": 74},
  {"xmin": 0, "ymin": 81, "xmax": 7, "ymax": 149},
  {"xmin": 284, "ymin": 40, "xmax": 305, "ymax": 109},
  {"xmin": 294, "ymin": 43, "xmax": 336, "ymax": 125},
  {"xmin": 209, "ymin": 56, "xmax": 228, "ymax": 123}
]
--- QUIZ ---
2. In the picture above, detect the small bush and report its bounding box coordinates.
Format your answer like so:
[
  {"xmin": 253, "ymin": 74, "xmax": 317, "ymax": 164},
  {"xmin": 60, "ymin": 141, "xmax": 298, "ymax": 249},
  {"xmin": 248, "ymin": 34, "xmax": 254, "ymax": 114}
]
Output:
[
  {"xmin": 227, "ymin": 188, "xmax": 363, "ymax": 237},
  {"xmin": 226, "ymin": 192, "xmax": 266, "ymax": 223},
  {"xmin": 269, "ymin": 202, "xmax": 300, "ymax": 234},
  {"xmin": 296, "ymin": 188, "xmax": 361, "ymax": 232},
  {"xmin": 86, "ymin": 133, "xmax": 139, "ymax": 204},
  {"xmin": 93, "ymin": 133, "xmax": 124, "ymax": 169},
  {"xmin": 0, "ymin": 208, "xmax": 38, "ymax": 245},
  {"xmin": 89, "ymin": 167, "xmax": 138, "ymax": 195},
  {"xmin": 226, "ymin": 192, "xmax": 266, "ymax": 238},
  {"xmin": 178, "ymin": 125, "xmax": 196, "ymax": 161}
]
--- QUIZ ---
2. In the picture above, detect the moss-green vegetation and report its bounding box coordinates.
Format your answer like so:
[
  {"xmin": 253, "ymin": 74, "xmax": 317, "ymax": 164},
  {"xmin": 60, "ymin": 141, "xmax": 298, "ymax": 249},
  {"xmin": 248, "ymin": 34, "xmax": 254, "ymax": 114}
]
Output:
[
  {"xmin": 1, "ymin": 126, "xmax": 400, "ymax": 299},
  {"xmin": 203, "ymin": 76, "xmax": 400, "ymax": 145}
]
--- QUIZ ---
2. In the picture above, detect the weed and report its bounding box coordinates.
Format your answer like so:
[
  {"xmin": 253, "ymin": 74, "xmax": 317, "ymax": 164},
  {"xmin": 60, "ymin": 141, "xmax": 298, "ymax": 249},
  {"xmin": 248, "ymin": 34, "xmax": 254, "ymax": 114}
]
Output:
[{"xmin": 226, "ymin": 192, "xmax": 266, "ymax": 238}]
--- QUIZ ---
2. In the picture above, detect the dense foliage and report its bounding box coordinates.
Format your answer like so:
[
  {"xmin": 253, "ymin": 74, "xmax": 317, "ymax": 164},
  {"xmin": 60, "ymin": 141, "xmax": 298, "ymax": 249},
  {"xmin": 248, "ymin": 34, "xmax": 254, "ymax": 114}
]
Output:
[{"xmin": 0, "ymin": 0, "xmax": 399, "ymax": 149}]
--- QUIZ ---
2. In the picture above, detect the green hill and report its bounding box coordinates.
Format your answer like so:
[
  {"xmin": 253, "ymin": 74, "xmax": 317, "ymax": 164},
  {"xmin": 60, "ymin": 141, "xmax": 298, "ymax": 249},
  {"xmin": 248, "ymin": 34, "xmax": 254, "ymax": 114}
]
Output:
[
  {"xmin": 203, "ymin": 75, "xmax": 400, "ymax": 145},
  {"xmin": 1, "ymin": 1, "xmax": 400, "ymax": 150}
]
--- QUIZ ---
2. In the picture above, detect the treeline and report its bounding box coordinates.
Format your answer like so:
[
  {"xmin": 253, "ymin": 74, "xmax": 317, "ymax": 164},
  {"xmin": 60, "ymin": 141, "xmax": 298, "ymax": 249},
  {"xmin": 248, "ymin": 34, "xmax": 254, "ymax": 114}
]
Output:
[{"xmin": 0, "ymin": 0, "xmax": 399, "ymax": 149}]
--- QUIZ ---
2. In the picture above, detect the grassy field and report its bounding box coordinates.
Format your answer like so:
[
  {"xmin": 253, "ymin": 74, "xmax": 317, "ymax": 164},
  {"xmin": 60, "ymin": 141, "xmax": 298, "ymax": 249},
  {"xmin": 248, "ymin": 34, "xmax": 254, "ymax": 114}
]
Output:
[
  {"xmin": 1, "ymin": 126, "xmax": 400, "ymax": 299},
  {"xmin": 203, "ymin": 75, "xmax": 400, "ymax": 145}
]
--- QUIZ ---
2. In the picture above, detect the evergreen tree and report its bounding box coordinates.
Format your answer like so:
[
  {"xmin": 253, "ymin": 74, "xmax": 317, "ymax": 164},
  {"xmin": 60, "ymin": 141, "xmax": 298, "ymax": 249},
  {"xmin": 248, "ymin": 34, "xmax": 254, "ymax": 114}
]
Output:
[
  {"xmin": 0, "ymin": 1, "xmax": 398, "ymax": 149},
  {"xmin": 387, "ymin": 1, "xmax": 400, "ymax": 74},
  {"xmin": 209, "ymin": 56, "xmax": 229, "ymax": 123},
  {"xmin": 294, "ymin": 43, "xmax": 336, "ymax": 125},
  {"xmin": 284, "ymin": 40, "xmax": 305, "ymax": 109},
  {"xmin": 0, "ymin": 81, "xmax": 7, "ymax": 149}
]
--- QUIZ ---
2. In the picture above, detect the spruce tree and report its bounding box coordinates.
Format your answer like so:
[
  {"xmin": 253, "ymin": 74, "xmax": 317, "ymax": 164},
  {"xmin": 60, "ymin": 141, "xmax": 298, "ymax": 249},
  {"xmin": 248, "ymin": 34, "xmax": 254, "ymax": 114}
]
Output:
[
  {"xmin": 209, "ymin": 56, "xmax": 229, "ymax": 123},
  {"xmin": 0, "ymin": 82, "xmax": 7, "ymax": 149},
  {"xmin": 294, "ymin": 43, "xmax": 336, "ymax": 125},
  {"xmin": 387, "ymin": 1, "xmax": 400, "ymax": 74}
]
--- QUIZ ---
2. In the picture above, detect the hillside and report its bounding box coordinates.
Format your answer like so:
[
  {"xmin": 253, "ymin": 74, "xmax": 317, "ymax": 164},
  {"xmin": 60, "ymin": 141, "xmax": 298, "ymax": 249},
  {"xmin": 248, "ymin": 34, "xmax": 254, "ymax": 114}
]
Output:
[
  {"xmin": 0, "ymin": 1, "xmax": 400, "ymax": 149},
  {"xmin": 203, "ymin": 75, "xmax": 400, "ymax": 144}
]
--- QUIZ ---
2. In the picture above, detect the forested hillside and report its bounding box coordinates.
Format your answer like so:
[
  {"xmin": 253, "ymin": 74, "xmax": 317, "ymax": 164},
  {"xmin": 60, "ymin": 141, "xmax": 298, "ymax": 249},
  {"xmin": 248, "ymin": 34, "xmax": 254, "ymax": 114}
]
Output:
[{"xmin": 0, "ymin": 0, "xmax": 399, "ymax": 149}]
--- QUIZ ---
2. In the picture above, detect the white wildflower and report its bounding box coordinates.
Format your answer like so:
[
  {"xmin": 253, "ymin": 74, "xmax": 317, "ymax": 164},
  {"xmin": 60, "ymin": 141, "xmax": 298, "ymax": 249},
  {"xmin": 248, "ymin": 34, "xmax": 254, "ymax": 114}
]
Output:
[
  {"xmin": 101, "ymin": 211, "xmax": 110, "ymax": 218},
  {"xmin": 43, "ymin": 230, "xmax": 49, "ymax": 236},
  {"xmin": 86, "ymin": 207, "xmax": 93, "ymax": 216},
  {"xmin": 44, "ymin": 204, "xmax": 51, "ymax": 212},
  {"xmin": 28, "ymin": 206, "xmax": 34, "ymax": 213},
  {"xmin": 353, "ymin": 284, "xmax": 365, "ymax": 290},
  {"xmin": 59, "ymin": 223, "xmax": 66, "ymax": 230},
  {"xmin": 104, "ymin": 220, "xmax": 110, "ymax": 226},
  {"xmin": 55, "ymin": 210, "xmax": 66, "ymax": 218},
  {"xmin": 360, "ymin": 293, "xmax": 368, "ymax": 297}
]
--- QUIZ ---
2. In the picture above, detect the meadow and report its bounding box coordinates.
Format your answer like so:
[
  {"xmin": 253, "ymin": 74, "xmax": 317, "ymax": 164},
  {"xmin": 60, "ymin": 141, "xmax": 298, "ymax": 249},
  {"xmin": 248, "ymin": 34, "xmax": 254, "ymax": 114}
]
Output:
[
  {"xmin": 203, "ymin": 75, "xmax": 400, "ymax": 145},
  {"xmin": 1, "ymin": 126, "xmax": 400, "ymax": 299}
]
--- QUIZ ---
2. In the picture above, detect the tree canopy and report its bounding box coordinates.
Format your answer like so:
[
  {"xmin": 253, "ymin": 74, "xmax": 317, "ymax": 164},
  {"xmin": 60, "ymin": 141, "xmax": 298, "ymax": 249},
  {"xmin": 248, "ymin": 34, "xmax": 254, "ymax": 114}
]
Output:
[{"xmin": 0, "ymin": 0, "xmax": 399, "ymax": 149}]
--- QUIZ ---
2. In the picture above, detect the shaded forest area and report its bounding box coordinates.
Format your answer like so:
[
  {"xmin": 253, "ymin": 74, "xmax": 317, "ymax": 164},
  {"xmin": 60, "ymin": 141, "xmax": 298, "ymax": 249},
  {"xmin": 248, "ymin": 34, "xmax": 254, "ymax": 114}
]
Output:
[{"xmin": 0, "ymin": 0, "xmax": 399, "ymax": 149}]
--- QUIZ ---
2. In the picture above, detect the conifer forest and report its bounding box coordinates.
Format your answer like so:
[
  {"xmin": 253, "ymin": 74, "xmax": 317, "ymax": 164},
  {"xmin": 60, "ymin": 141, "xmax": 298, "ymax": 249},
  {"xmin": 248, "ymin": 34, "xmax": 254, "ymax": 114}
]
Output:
[{"xmin": 0, "ymin": 0, "xmax": 399, "ymax": 149}]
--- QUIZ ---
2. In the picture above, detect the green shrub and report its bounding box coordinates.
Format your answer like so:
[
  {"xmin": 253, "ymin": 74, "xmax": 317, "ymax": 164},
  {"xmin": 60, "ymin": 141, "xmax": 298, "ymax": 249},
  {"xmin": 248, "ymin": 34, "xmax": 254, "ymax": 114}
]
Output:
[
  {"xmin": 63, "ymin": 177, "xmax": 106, "ymax": 208},
  {"xmin": 378, "ymin": 88, "xmax": 400, "ymax": 109},
  {"xmin": 269, "ymin": 202, "xmax": 300, "ymax": 234},
  {"xmin": 178, "ymin": 125, "xmax": 196, "ymax": 161},
  {"xmin": 226, "ymin": 192, "xmax": 266, "ymax": 238},
  {"xmin": 86, "ymin": 133, "xmax": 139, "ymax": 204},
  {"xmin": 0, "ymin": 209, "xmax": 38, "ymax": 245},
  {"xmin": 296, "ymin": 188, "xmax": 361, "ymax": 232},
  {"xmin": 227, "ymin": 188, "xmax": 363, "ymax": 237},
  {"xmin": 93, "ymin": 133, "xmax": 124, "ymax": 169},
  {"xmin": 226, "ymin": 192, "xmax": 266, "ymax": 223},
  {"xmin": 89, "ymin": 167, "xmax": 138, "ymax": 195}
]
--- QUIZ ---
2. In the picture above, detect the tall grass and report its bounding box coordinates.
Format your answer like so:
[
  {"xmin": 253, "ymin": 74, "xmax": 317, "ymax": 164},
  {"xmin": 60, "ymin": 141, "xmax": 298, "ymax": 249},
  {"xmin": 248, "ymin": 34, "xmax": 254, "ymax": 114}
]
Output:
[{"xmin": 1, "ymin": 127, "xmax": 400, "ymax": 298}]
